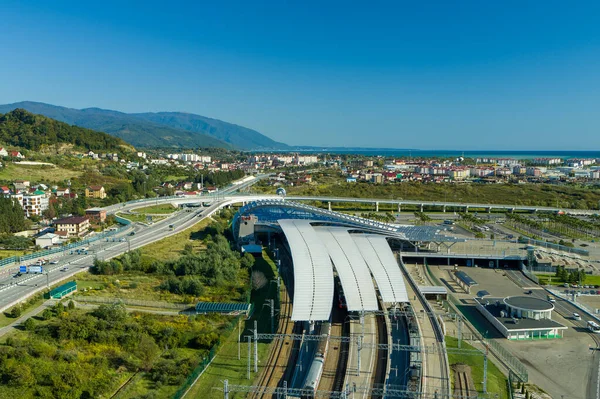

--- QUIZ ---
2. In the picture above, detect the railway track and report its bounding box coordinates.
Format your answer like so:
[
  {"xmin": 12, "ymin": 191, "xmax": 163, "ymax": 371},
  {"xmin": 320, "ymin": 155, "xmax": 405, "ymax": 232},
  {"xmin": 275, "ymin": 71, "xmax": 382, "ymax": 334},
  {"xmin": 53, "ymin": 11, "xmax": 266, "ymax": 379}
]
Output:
[
  {"xmin": 249, "ymin": 278, "xmax": 295, "ymax": 399},
  {"xmin": 371, "ymin": 313, "xmax": 388, "ymax": 399},
  {"xmin": 454, "ymin": 369, "xmax": 476, "ymax": 399},
  {"xmin": 317, "ymin": 305, "xmax": 349, "ymax": 393}
]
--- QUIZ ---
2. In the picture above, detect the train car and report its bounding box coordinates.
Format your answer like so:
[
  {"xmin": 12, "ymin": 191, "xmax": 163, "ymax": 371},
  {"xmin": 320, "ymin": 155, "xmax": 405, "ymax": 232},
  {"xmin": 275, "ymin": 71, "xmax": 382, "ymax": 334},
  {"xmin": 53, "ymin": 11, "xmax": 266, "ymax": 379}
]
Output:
[{"xmin": 302, "ymin": 322, "xmax": 331, "ymax": 396}]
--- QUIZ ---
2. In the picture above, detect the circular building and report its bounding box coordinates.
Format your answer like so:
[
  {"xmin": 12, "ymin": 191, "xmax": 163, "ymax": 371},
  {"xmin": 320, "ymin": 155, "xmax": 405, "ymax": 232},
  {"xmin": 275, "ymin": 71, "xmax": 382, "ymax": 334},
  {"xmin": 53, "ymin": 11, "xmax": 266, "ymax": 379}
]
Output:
[{"xmin": 503, "ymin": 296, "xmax": 554, "ymax": 320}]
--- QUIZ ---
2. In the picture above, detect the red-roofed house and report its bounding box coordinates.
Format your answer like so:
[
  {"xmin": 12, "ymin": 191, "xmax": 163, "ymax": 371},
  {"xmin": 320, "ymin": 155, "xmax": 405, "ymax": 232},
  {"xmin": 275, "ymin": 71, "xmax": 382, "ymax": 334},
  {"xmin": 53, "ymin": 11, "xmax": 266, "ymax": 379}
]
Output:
[{"xmin": 9, "ymin": 151, "xmax": 24, "ymax": 159}]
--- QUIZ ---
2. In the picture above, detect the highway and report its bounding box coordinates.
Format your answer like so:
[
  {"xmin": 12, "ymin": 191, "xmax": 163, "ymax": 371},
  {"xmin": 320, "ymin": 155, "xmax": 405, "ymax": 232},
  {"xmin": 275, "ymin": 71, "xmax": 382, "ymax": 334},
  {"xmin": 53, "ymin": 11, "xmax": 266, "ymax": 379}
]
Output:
[{"xmin": 0, "ymin": 196, "xmax": 243, "ymax": 312}]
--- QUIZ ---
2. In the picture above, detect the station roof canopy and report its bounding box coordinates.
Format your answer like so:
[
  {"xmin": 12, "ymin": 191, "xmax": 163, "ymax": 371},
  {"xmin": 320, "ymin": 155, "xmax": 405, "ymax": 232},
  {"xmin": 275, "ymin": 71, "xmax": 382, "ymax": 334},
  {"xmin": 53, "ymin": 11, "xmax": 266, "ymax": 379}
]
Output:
[
  {"xmin": 278, "ymin": 219, "xmax": 334, "ymax": 321},
  {"xmin": 234, "ymin": 199, "xmax": 465, "ymax": 244},
  {"xmin": 455, "ymin": 271, "xmax": 478, "ymax": 286},
  {"xmin": 316, "ymin": 227, "xmax": 379, "ymax": 312},
  {"xmin": 352, "ymin": 234, "xmax": 409, "ymax": 303},
  {"xmin": 418, "ymin": 286, "xmax": 448, "ymax": 295}
]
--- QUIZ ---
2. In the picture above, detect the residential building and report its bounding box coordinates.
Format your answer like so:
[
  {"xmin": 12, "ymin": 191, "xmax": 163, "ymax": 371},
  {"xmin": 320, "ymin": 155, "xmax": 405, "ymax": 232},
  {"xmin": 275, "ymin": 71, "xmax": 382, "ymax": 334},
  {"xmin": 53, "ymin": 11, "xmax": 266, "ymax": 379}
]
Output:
[
  {"xmin": 0, "ymin": 147, "xmax": 7, "ymax": 157},
  {"xmin": 9, "ymin": 151, "xmax": 24, "ymax": 159},
  {"xmin": 13, "ymin": 180, "xmax": 30, "ymax": 191},
  {"xmin": 55, "ymin": 188, "xmax": 70, "ymax": 197},
  {"xmin": 85, "ymin": 186, "xmax": 107, "ymax": 199},
  {"xmin": 22, "ymin": 190, "xmax": 49, "ymax": 217},
  {"xmin": 54, "ymin": 216, "xmax": 90, "ymax": 237},
  {"xmin": 526, "ymin": 167, "xmax": 542, "ymax": 177},
  {"xmin": 85, "ymin": 207, "xmax": 107, "ymax": 223}
]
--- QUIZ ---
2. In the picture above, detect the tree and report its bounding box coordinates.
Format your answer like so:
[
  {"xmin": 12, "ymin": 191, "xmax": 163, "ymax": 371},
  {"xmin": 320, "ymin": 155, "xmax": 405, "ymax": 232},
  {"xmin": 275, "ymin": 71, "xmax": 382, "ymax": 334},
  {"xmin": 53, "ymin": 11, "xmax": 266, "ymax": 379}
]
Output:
[
  {"xmin": 0, "ymin": 197, "xmax": 28, "ymax": 233},
  {"xmin": 67, "ymin": 300, "xmax": 75, "ymax": 310},
  {"xmin": 23, "ymin": 317, "xmax": 36, "ymax": 331},
  {"xmin": 241, "ymin": 253, "xmax": 255, "ymax": 269},
  {"xmin": 134, "ymin": 334, "xmax": 160, "ymax": 371},
  {"xmin": 8, "ymin": 305, "xmax": 22, "ymax": 318}
]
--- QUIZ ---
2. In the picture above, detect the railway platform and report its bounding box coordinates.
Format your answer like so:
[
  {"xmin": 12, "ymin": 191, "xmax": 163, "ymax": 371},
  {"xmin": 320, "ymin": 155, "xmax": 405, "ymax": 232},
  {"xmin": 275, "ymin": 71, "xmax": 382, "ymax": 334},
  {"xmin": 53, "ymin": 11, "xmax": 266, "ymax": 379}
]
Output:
[{"xmin": 344, "ymin": 313, "xmax": 378, "ymax": 397}]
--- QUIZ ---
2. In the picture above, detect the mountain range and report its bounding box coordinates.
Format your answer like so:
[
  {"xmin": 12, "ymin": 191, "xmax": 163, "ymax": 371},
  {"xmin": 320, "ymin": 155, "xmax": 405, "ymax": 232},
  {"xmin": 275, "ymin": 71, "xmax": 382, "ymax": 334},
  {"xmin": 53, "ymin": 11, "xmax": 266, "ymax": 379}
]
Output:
[{"xmin": 0, "ymin": 101, "xmax": 289, "ymax": 150}]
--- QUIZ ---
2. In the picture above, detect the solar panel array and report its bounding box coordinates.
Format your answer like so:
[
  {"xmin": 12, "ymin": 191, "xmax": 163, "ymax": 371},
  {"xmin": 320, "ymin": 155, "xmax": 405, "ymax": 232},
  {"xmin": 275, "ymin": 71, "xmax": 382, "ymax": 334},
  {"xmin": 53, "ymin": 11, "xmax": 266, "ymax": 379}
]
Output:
[
  {"xmin": 278, "ymin": 219, "xmax": 334, "ymax": 321},
  {"xmin": 194, "ymin": 302, "xmax": 251, "ymax": 314},
  {"xmin": 316, "ymin": 227, "xmax": 379, "ymax": 312},
  {"xmin": 353, "ymin": 234, "xmax": 410, "ymax": 303}
]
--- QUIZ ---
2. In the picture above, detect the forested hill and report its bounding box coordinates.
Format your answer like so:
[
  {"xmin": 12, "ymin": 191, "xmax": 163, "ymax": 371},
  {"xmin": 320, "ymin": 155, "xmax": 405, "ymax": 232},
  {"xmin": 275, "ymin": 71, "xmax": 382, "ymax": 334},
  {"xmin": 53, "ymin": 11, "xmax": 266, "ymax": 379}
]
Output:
[
  {"xmin": 0, "ymin": 109, "xmax": 134, "ymax": 152},
  {"xmin": 0, "ymin": 101, "xmax": 286, "ymax": 150}
]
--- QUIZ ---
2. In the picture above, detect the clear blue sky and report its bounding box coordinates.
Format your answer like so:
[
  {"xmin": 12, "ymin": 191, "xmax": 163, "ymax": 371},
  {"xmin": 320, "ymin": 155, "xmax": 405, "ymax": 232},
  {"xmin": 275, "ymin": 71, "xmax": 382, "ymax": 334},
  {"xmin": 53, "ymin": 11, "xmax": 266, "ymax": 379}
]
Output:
[{"xmin": 1, "ymin": 1, "xmax": 600, "ymax": 149}]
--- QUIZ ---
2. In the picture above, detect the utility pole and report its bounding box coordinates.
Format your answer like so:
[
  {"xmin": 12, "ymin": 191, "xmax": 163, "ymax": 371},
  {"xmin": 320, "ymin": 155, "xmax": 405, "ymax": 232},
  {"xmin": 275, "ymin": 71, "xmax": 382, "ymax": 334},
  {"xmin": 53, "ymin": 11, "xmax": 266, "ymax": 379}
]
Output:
[
  {"xmin": 356, "ymin": 335, "xmax": 362, "ymax": 376},
  {"xmin": 247, "ymin": 336, "xmax": 251, "ymax": 380},
  {"xmin": 223, "ymin": 379, "xmax": 229, "ymax": 399},
  {"xmin": 483, "ymin": 347, "xmax": 488, "ymax": 393},
  {"xmin": 254, "ymin": 320, "xmax": 258, "ymax": 373},
  {"xmin": 457, "ymin": 316, "xmax": 462, "ymax": 348},
  {"xmin": 238, "ymin": 318, "xmax": 241, "ymax": 360},
  {"xmin": 269, "ymin": 299, "xmax": 275, "ymax": 333}
]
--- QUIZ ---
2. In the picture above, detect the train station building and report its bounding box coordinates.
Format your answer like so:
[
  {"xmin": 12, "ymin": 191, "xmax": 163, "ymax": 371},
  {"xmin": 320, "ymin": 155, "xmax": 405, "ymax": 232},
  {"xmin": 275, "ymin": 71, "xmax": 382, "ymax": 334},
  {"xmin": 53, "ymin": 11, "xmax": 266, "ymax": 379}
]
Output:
[{"xmin": 475, "ymin": 296, "xmax": 567, "ymax": 340}]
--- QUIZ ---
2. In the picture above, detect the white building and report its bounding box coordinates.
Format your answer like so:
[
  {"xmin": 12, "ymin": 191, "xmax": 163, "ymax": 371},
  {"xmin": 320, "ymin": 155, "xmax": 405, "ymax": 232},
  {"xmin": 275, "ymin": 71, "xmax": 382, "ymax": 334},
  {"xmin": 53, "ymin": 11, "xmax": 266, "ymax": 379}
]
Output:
[
  {"xmin": 0, "ymin": 147, "xmax": 7, "ymax": 157},
  {"xmin": 36, "ymin": 233, "xmax": 61, "ymax": 248},
  {"xmin": 22, "ymin": 191, "xmax": 49, "ymax": 217}
]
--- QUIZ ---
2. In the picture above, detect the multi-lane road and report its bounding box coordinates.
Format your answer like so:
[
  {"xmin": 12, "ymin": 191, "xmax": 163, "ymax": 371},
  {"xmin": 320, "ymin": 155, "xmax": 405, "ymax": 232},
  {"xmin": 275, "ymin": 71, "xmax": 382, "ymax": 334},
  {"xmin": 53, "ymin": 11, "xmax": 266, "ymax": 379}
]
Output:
[{"xmin": 0, "ymin": 198, "xmax": 229, "ymax": 312}]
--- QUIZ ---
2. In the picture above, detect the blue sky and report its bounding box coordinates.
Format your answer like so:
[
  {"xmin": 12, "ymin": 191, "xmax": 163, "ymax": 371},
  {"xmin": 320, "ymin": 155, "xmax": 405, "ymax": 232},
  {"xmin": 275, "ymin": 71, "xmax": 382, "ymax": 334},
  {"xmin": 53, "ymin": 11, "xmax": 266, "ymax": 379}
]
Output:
[{"xmin": 1, "ymin": 1, "xmax": 600, "ymax": 149}]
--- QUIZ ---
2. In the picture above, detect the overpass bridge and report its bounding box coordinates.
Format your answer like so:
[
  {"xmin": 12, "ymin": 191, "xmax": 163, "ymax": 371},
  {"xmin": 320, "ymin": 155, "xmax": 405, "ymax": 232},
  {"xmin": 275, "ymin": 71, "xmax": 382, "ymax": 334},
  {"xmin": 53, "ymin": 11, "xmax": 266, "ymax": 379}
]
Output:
[{"xmin": 282, "ymin": 195, "xmax": 598, "ymax": 216}]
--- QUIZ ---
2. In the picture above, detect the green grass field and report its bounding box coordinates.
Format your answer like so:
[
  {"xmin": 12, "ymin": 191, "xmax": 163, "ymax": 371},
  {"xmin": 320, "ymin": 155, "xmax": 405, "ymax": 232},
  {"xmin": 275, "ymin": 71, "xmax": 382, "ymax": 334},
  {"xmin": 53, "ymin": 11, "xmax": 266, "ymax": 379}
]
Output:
[
  {"xmin": 253, "ymin": 176, "xmax": 600, "ymax": 210},
  {"xmin": 184, "ymin": 252, "xmax": 279, "ymax": 399},
  {"xmin": 71, "ymin": 274, "xmax": 197, "ymax": 304},
  {"xmin": 116, "ymin": 212, "xmax": 167, "ymax": 224},
  {"xmin": 0, "ymin": 295, "xmax": 46, "ymax": 328},
  {"xmin": 0, "ymin": 163, "xmax": 82, "ymax": 183},
  {"xmin": 446, "ymin": 336, "xmax": 508, "ymax": 398},
  {"xmin": 537, "ymin": 273, "xmax": 600, "ymax": 287},
  {"xmin": 138, "ymin": 218, "xmax": 211, "ymax": 262},
  {"xmin": 0, "ymin": 249, "xmax": 28, "ymax": 259},
  {"xmin": 133, "ymin": 203, "xmax": 179, "ymax": 214}
]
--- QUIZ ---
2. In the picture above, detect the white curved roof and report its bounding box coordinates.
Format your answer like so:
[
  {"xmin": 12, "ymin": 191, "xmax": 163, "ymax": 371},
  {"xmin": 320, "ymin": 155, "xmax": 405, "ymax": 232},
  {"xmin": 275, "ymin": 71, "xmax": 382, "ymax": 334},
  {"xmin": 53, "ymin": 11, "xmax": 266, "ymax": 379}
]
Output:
[
  {"xmin": 316, "ymin": 227, "xmax": 379, "ymax": 312},
  {"xmin": 352, "ymin": 234, "xmax": 409, "ymax": 303},
  {"xmin": 278, "ymin": 219, "xmax": 334, "ymax": 321}
]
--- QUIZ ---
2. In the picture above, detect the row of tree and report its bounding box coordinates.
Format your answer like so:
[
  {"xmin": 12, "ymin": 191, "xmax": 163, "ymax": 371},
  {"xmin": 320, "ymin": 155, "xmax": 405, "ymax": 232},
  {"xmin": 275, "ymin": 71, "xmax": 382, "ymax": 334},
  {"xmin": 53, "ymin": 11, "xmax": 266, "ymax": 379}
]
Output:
[
  {"xmin": 0, "ymin": 197, "xmax": 28, "ymax": 234},
  {"xmin": 554, "ymin": 265, "xmax": 587, "ymax": 284}
]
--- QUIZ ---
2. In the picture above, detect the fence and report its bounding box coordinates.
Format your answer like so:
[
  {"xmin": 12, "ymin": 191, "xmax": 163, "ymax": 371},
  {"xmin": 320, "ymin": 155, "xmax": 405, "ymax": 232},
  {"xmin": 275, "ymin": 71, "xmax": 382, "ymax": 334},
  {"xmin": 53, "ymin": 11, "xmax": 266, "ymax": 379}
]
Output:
[
  {"xmin": 520, "ymin": 262, "xmax": 540, "ymax": 285},
  {"xmin": 518, "ymin": 237, "xmax": 589, "ymax": 256},
  {"xmin": 172, "ymin": 315, "xmax": 242, "ymax": 399},
  {"xmin": 0, "ymin": 225, "xmax": 130, "ymax": 269}
]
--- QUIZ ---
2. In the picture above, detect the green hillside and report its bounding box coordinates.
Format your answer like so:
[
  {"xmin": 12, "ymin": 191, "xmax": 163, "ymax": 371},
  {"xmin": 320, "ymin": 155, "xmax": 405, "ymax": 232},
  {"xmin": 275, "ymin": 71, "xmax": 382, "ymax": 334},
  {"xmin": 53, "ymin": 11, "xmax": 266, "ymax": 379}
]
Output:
[
  {"xmin": 0, "ymin": 102, "xmax": 285, "ymax": 149},
  {"xmin": 131, "ymin": 111, "xmax": 289, "ymax": 149},
  {"xmin": 0, "ymin": 109, "xmax": 133, "ymax": 152}
]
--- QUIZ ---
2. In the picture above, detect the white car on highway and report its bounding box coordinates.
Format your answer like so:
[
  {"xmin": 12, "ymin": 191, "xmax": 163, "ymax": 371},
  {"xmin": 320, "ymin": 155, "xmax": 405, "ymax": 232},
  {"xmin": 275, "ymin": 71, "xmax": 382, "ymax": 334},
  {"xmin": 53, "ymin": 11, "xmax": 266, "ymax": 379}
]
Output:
[{"xmin": 573, "ymin": 313, "xmax": 582, "ymax": 321}]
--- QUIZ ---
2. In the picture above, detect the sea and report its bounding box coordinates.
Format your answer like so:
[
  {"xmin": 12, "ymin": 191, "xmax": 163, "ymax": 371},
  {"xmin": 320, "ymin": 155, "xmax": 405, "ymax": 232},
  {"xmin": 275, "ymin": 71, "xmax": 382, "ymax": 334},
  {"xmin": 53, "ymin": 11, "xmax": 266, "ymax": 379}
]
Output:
[{"xmin": 293, "ymin": 149, "xmax": 600, "ymax": 160}]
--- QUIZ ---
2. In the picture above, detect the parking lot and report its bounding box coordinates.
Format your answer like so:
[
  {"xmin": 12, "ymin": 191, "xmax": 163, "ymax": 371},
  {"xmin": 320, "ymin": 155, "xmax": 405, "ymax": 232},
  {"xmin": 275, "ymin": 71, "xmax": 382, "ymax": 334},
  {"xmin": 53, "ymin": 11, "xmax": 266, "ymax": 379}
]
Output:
[{"xmin": 427, "ymin": 265, "xmax": 594, "ymax": 399}]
